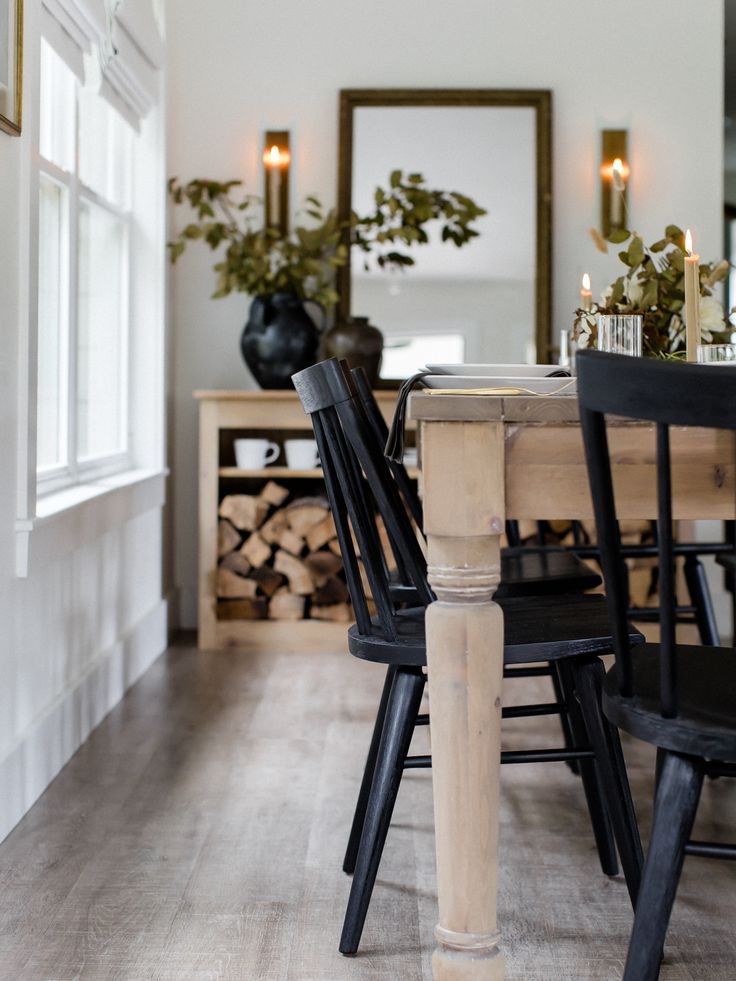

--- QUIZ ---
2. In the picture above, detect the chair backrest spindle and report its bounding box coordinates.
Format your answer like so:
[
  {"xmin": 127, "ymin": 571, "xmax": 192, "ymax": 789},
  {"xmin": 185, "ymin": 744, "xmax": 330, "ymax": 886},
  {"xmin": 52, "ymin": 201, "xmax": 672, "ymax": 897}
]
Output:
[
  {"xmin": 350, "ymin": 366, "xmax": 424, "ymax": 528},
  {"xmin": 579, "ymin": 401, "xmax": 635, "ymax": 695},
  {"xmin": 656, "ymin": 422, "xmax": 677, "ymax": 717}
]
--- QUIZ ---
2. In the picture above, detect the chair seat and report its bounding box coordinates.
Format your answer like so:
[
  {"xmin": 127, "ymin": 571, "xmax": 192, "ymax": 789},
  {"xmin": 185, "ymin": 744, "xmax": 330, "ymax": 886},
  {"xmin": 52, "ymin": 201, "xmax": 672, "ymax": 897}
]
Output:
[
  {"xmin": 602, "ymin": 643, "xmax": 736, "ymax": 761},
  {"xmin": 498, "ymin": 547, "xmax": 601, "ymax": 597},
  {"xmin": 348, "ymin": 593, "xmax": 642, "ymax": 667}
]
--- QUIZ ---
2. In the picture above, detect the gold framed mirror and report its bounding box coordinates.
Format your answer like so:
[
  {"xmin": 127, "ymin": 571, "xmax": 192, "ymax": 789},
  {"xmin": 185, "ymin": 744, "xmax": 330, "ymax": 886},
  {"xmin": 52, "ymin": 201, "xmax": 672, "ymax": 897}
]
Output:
[
  {"xmin": 337, "ymin": 89, "xmax": 552, "ymax": 374},
  {"xmin": 0, "ymin": 0, "xmax": 23, "ymax": 136}
]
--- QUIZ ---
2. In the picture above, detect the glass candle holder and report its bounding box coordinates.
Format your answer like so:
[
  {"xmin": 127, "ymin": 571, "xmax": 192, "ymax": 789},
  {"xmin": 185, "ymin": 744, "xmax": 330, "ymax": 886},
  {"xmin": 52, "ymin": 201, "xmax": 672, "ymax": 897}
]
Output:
[
  {"xmin": 696, "ymin": 343, "xmax": 736, "ymax": 364},
  {"xmin": 597, "ymin": 314, "xmax": 643, "ymax": 357},
  {"xmin": 559, "ymin": 329, "xmax": 571, "ymax": 368}
]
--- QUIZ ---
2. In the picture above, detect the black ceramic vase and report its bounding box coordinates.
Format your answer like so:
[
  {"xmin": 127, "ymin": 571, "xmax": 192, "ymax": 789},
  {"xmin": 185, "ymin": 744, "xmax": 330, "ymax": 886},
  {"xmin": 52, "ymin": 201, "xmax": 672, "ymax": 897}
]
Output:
[
  {"xmin": 240, "ymin": 292, "xmax": 323, "ymax": 389},
  {"xmin": 321, "ymin": 315, "xmax": 384, "ymax": 387}
]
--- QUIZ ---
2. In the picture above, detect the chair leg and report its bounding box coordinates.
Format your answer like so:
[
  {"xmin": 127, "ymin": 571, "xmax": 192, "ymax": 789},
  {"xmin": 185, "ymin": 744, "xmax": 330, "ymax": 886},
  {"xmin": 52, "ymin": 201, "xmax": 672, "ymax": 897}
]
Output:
[
  {"xmin": 623, "ymin": 752, "xmax": 704, "ymax": 981},
  {"xmin": 572, "ymin": 659, "xmax": 644, "ymax": 907},
  {"xmin": 343, "ymin": 665, "xmax": 397, "ymax": 874},
  {"xmin": 556, "ymin": 661, "xmax": 618, "ymax": 876},
  {"xmin": 684, "ymin": 555, "xmax": 721, "ymax": 646},
  {"xmin": 339, "ymin": 666, "xmax": 426, "ymax": 956},
  {"xmin": 551, "ymin": 662, "xmax": 580, "ymax": 775},
  {"xmin": 654, "ymin": 746, "xmax": 667, "ymax": 794}
]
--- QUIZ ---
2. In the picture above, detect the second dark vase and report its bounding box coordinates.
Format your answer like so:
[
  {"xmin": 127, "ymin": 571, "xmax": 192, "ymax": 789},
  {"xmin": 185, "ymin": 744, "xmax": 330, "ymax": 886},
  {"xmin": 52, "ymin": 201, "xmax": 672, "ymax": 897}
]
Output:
[
  {"xmin": 321, "ymin": 316, "xmax": 384, "ymax": 387},
  {"xmin": 240, "ymin": 292, "xmax": 323, "ymax": 389}
]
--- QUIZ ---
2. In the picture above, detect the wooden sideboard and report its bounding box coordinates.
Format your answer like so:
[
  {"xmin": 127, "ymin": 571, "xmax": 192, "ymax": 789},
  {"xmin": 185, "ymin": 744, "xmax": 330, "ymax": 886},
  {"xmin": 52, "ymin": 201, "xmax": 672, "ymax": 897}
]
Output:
[{"xmin": 194, "ymin": 389, "xmax": 408, "ymax": 652}]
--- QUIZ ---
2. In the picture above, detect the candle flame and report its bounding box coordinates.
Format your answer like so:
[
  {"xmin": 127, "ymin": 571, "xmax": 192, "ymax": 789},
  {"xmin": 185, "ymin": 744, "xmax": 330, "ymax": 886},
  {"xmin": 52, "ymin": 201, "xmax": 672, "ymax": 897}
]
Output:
[
  {"xmin": 582, "ymin": 273, "xmax": 591, "ymax": 291},
  {"xmin": 601, "ymin": 157, "xmax": 629, "ymax": 185},
  {"xmin": 685, "ymin": 228, "xmax": 693, "ymax": 255},
  {"xmin": 263, "ymin": 144, "xmax": 290, "ymax": 167},
  {"xmin": 611, "ymin": 158, "xmax": 626, "ymax": 191}
]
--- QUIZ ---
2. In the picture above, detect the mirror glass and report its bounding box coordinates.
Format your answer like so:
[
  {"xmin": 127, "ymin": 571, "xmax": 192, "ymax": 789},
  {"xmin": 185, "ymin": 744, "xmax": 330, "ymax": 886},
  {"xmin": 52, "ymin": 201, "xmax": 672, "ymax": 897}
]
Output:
[{"xmin": 338, "ymin": 91, "xmax": 551, "ymax": 377}]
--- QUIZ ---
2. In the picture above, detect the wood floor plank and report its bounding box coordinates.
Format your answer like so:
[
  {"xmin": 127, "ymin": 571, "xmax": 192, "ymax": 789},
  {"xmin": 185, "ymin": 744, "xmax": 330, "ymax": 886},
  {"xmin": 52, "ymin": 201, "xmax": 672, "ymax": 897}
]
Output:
[{"xmin": 0, "ymin": 637, "xmax": 735, "ymax": 980}]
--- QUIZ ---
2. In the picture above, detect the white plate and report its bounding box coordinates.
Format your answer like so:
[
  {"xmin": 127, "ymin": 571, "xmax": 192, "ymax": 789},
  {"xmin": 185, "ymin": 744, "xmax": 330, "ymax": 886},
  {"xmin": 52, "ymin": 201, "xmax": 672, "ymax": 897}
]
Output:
[
  {"xmin": 423, "ymin": 375, "xmax": 577, "ymax": 395},
  {"xmin": 425, "ymin": 363, "xmax": 561, "ymax": 378}
]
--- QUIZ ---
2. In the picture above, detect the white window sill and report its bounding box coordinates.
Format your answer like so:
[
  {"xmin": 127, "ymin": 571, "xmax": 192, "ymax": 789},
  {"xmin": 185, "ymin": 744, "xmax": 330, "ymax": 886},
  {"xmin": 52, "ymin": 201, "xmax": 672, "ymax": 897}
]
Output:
[{"xmin": 15, "ymin": 468, "xmax": 168, "ymax": 578}]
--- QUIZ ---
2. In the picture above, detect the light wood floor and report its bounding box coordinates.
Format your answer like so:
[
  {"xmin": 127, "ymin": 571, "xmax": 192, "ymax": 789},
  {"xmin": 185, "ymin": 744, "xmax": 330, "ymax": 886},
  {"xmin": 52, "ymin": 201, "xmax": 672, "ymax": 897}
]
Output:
[{"xmin": 1, "ymin": 636, "xmax": 735, "ymax": 980}]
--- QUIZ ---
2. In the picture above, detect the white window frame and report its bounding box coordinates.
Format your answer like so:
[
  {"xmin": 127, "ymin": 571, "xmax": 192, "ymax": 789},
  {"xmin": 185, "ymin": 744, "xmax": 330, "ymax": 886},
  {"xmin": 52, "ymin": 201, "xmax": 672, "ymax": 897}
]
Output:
[
  {"xmin": 36, "ymin": 47, "xmax": 134, "ymax": 497},
  {"xmin": 14, "ymin": 1, "xmax": 167, "ymax": 579}
]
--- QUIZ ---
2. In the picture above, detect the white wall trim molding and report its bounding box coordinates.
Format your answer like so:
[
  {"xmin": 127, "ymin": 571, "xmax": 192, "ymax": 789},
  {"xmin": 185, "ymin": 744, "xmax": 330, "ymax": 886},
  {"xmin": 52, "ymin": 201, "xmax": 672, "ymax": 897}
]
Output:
[
  {"xmin": 15, "ymin": 469, "xmax": 168, "ymax": 578},
  {"xmin": 0, "ymin": 597, "xmax": 168, "ymax": 844}
]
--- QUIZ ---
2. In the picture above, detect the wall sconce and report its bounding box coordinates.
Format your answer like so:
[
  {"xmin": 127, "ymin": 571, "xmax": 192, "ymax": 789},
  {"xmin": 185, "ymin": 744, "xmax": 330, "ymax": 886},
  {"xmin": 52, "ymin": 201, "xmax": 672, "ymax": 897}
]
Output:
[
  {"xmin": 263, "ymin": 130, "xmax": 291, "ymax": 235},
  {"xmin": 600, "ymin": 130, "xmax": 629, "ymax": 237}
]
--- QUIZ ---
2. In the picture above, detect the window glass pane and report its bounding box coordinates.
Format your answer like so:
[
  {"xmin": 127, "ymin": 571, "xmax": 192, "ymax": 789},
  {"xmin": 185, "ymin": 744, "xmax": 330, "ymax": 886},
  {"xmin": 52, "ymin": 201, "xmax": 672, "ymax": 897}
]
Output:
[
  {"xmin": 37, "ymin": 176, "xmax": 69, "ymax": 472},
  {"xmin": 79, "ymin": 90, "xmax": 132, "ymax": 209},
  {"xmin": 381, "ymin": 334, "xmax": 465, "ymax": 379},
  {"xmin": 39, "ymin": 40, "xmax": 76, "ymax": 172},
  {"xmin": 77, "ymin": 200, "xmax": 127, "ymax": 461}
]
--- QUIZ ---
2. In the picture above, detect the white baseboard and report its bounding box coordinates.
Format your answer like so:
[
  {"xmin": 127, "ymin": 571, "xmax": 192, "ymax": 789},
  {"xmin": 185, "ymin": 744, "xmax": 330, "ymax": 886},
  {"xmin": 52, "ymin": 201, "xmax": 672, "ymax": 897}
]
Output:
[{"xmin": 0, "ymin": 598, "xmax": 168, "ymax": 844}]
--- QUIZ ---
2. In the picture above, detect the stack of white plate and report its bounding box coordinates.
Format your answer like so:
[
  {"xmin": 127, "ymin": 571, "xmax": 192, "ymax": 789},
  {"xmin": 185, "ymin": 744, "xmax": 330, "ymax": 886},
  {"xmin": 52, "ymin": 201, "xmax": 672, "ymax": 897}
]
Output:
[{"xmin": 423, "ymin": 364, "xmax": 577, "ymax": 395}]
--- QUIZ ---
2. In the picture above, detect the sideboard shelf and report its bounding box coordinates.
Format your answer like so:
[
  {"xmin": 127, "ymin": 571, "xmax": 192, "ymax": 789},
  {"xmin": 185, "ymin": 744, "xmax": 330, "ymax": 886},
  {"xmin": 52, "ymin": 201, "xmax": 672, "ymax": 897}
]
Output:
[
  {"xmin": 194, "ymin": 387, "xmax": 408, "ymax": 652},
  {"xmin": 218, "ymin": 465, "xmax": 420, "ymax": 480}
]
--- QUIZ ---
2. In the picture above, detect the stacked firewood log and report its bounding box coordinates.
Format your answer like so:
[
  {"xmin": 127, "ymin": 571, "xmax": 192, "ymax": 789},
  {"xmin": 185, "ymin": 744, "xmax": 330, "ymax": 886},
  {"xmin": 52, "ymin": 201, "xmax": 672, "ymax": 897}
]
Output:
[{"xmin": 216, "ymin": 481, "xmax": 358, "ymax": 622}]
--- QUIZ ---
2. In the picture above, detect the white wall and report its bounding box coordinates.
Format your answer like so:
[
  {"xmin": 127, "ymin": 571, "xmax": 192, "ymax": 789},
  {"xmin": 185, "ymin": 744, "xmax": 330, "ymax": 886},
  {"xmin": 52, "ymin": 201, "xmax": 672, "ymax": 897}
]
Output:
[
  {"xmin": 167, "ymin": 0, "xmax": 725, "ymax": 628},
  {"xmin": 0, "ymin": 0, "xmax": 168, "ymax": 842}
]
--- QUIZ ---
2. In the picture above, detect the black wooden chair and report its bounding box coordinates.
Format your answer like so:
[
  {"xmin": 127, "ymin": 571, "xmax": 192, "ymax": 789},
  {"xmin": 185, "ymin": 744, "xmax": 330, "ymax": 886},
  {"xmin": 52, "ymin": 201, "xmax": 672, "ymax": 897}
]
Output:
[
  {"xmin": 293, "ymin": 358, "xmax": 644, "ymax": 957},
  {"xmin": 351, "ymin": 363, "xmax": 600, "ymax": 771},
  {"xmin": 577, "ymin": 350, "xmax": 736, "ymax": 981}
]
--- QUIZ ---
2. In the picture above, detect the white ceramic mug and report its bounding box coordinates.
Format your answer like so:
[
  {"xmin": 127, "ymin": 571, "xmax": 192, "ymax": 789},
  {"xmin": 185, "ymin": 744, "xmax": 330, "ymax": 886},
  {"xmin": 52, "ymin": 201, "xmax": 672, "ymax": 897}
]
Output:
[
  {"xmin": 234, "ymin": 438, "xmax": 279, "ymax": 469},
  {"xmin": 284, "ymin": 438, "xmax": 319, "ymax": 470}
]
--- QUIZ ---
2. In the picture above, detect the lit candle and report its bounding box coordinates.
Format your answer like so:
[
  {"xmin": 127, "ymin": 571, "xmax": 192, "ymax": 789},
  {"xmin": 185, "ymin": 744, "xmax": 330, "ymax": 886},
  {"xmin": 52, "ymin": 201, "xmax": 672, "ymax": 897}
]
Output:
[
  {"xmin": 611, "ymin": 158, "xmax": 625, "ymax": 229},
  {"xmin": 580, "ymin": 273, "xmax": 593, "ymax": 312},
  {"xmin": 684, "ymin": 228, "xmax": 700, "ymax": 362},
  {"xmin": 264, "ymin": 144, "xmax": 284, "ymax": 229}
]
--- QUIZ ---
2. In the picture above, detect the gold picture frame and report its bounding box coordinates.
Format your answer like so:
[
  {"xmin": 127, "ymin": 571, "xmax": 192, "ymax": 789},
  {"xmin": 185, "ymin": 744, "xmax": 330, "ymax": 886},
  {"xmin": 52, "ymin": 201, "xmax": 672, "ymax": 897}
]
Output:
[{"xmin": 0, "ymin": 0, "xmax": 22, "ymax": 136}]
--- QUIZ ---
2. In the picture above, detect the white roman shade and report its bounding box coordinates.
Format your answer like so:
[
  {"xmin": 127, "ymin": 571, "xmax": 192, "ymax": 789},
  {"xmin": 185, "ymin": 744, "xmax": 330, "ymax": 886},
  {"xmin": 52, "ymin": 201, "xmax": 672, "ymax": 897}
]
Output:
[{"xmin": 41, "ymin": 0, "xmax": 163, "ymax": 128}]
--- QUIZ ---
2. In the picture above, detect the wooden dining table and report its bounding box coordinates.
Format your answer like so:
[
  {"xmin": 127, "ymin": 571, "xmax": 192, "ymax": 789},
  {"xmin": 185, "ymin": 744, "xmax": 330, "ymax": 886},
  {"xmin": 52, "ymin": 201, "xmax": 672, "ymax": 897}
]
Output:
[{"xmin": 409, "ymin": 390, "xmax": 736, "ymax": 980}]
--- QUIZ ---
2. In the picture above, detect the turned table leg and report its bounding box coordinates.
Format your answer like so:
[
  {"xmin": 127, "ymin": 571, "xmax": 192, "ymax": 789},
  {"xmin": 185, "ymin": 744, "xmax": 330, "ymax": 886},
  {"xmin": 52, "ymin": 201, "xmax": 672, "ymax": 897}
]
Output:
[{"xmin": 421, "ymin": 419, "xmax": 506, "ymax": 981}]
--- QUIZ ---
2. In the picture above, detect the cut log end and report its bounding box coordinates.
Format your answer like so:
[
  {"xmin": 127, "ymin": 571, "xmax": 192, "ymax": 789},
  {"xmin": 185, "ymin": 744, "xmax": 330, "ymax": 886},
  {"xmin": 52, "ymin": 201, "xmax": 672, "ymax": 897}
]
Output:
[
  {"xmin": 219, "ymin": 494, "xmax": 270, "ymax": 532},
  {"xmin": 310, "ymin": 603, "xmax": 352, "ymax": 622},
  {"xmin": 218, "ymin": 597, "xmax": 269, "ymax": 620},
  {"xmin": 217, "ymin": 519, "xmax": 241, "ymax": 558},
  {"xmin": 240, "ymin": 532, "xmax": 272, "ymax": 568},
  {"xmin": 216, "ymin": 568, "xmax": 258, "ymax": 599},
  {"xmin": 259, "ymin": 480, "xmax": 289, "ymax": 507},
  {"xmin": 269, "ymin": 587, "xmax": 306, "ymax": 621},
  {"xmin": 273, "ymin": 550, "xmax": 316, "ymax": 595}
]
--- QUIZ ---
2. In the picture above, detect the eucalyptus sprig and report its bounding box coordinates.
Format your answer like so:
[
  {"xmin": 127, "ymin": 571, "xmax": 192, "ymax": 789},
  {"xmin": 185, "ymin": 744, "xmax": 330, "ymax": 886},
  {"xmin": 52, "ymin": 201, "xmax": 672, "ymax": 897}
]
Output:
[
  {"xmin": 574, "ymin": 224, "xmax": 731, "ymax": 357},
  {"xmin": 168, "ymin": 171, "xmax": 486, "ymax": 310},
  {"xmin": 351, "ymin": 169, "xmax": 486, "ymax": 270}
]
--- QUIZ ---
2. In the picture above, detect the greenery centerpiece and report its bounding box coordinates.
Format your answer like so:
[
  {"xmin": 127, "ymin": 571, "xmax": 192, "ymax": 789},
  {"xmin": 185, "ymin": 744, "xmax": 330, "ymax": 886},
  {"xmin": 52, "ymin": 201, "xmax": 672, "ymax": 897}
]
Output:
[
  {"xmin": 573, "ymin": 225, "xmax": 732, "ymax": 358},
  {"xmin": 168, "ymin": 173, "xmax": 486, "ymax": 387}
]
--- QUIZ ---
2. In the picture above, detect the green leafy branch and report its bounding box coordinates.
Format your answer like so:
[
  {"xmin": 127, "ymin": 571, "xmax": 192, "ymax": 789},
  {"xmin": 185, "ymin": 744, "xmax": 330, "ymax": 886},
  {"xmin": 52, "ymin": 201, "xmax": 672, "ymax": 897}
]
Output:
[
  {"xmin": 350, "ymin": 169, "xmax": 487, "ymax": 270},
  {"xmin": 167, "ymin": 171, "xmax": 486, "ymax": 309}
]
